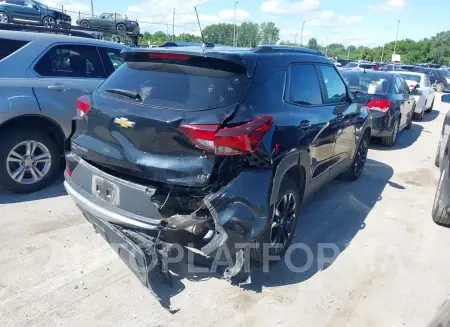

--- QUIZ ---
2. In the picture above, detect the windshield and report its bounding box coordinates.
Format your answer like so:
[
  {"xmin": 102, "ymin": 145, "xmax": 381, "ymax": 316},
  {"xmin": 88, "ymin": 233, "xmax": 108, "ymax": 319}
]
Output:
[
  {"xmin": 399, "ymin": 73, "xmax": 421, "ymax": 83},
  {"xmin": 99, "ymin": 59, "xmax": 250, "ymax": 111},
  {"xmin": 342, "ymin": 72, "xmax": 390, "ymax": 95}
]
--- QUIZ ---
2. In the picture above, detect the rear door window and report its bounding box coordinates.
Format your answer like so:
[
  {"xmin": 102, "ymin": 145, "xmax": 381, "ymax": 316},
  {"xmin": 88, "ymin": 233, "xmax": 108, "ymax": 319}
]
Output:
[
  {"xmin": 319, "ymin": 65, "xmax": 347, "ymax": 104},
  {"xmin": 98, "ymin": 56, "xmax": 250, "ymax": 110},
  {"xmin": 288, "ymin": 64, "xmax": 323, "ymax": 105},
  {"xmin": 34, "ymin": 44, "xmax": 106, "ymax": 78},
  {"xmin": 0, "ymin": 39, "xmax": 29, "ymax": 60},
  {"xmin": 359, "ymin": 64, "xmax": 374, "ymax": 69}
]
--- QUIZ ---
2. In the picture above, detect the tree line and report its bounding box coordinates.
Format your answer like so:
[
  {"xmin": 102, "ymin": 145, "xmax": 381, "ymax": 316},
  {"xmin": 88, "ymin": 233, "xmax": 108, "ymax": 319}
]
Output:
[{"xmin": 139, "ymin": 22, "xmax": 450, "ymax": 65}]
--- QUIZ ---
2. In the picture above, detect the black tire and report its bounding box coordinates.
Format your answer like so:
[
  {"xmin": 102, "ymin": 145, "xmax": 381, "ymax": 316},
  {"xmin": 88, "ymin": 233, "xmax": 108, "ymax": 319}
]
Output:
[
  {"xmin": 381, "ymin": 118, "xmax": 399, "ymax": 147},
  {"xmin": 414, "ymin": 108, "xmax": 424, "ymax": 121},
  {"xmin": 426, "ymin": 97, "xmax": 434, "ymax": 113},
  {"xmin": 250, "ymin": 177, "xmax": 300, "ymax": 265},
  {"xmin": 0, "ymin": 11, "xmax": 10, "ymax": 24},
  {"xmin": 116, "ymin": 23, "xmax": 126, "ymax": 35},
  {"xmin": 0, "ymin": 129, "xmax": 60, "ymax": 194},
  {"xmin": 432, "ymin": 167, "xmax": 450, "ymax": 226},
  {"xmin": 340, "ymin": 132, "xmax": 369, "ymax": 181},
  {"xmin": 436, "ymin": 82, "xmax": 445, "ymax": 93},
  {"xmin": 42, "ymin": 15, "xmax": 56, "ymax": 28},
  {"xmin": 435, "ymin": 136, "xmax": 442, "ymax": 167},
  {"xmin": 405, "ymin": 110, "xmax": 413, "ymax": 130},
  {"xmin": 80, "ymin": 20, "xmax": 90, "ymax": 28}
]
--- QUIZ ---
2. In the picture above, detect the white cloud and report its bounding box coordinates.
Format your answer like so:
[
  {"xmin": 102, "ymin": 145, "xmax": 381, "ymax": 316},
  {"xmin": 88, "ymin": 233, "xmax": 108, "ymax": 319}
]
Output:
[
  {"xmin": 306, "ymin": 10, "xmax": 363, "ymax": 27},
  {"xmin": 369, "ymin": 0, "xmax": 404, "ymax": 11},
  {"xmin": 218, "ymin": 9, "xmax": 251, "ymax": 22},
  {"xmin": 260, "ymin": 0, "xmax": 320, "ymax": 15}
]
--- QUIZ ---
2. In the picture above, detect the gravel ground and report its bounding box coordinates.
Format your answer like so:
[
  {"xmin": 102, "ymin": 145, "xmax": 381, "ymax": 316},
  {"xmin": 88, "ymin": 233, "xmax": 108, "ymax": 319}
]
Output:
[{"xmin": 1, "ymin": 95, "xmax": 449, "ymax": 327}]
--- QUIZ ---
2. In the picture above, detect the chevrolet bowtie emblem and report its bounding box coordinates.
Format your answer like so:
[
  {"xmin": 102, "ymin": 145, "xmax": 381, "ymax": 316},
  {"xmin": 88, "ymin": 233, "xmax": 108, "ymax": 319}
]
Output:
[{"xmin": 114, "ymin": 117, "xmax": 135, "ymax": 128}]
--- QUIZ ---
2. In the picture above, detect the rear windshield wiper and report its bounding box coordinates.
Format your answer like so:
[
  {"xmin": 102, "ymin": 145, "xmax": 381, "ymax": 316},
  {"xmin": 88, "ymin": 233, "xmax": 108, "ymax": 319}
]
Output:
[{"xmin": 104, "ymin": 88, "xmax": 142, "ymax": 101}]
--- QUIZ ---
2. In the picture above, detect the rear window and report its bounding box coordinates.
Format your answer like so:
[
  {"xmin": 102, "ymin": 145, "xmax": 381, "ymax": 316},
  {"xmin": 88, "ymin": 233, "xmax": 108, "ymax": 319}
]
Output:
[
  {"xmin": 0, "ymin": 39, "xmax": 29, "ymax": 60},
  {"xmin": 438, "ymin": 70, "xmax": 450, "ymax": 78},
  {"xmin": 399, "ymin": 73, "xmax": 421, "ymax": 83},
  {"xmin": 342, "ymin": 72, "xmax": 390, "ymax": 95},
  {"xmin": 99, "ymin": 58, "xmax": 250, "ymax": 111}
]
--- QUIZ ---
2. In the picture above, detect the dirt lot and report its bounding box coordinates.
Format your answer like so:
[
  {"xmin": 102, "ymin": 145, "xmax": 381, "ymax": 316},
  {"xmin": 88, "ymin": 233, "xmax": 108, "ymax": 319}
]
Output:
[{"xmin": 1, "ymin": 96, "xmax": 450, "ymax": 327}]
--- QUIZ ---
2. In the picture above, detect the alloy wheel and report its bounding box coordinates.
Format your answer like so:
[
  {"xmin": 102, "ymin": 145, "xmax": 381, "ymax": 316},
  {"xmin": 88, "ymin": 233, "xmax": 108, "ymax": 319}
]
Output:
[
  {"xmin": 437, "ymin": 83, "xmax": 445, "ymax": 93},
  {"xmin": 81, "ymin": 20, "xmax": 90, "ymax": 28},
  {"xmin": 270, "ymin": 192, "xmax": 297, "ymax": 253},
  {"xmin": 353, "ymin": 138, "xmax": 369, "ymax": 177},
  {"xmin": 43, "ymin": 16, "xmax": 56, "ymax": 27},
  {"xmin": 0, "ymin": 12, "xmax": 8, "ymax": 23},
  {"xmin": 117, "ymin": 24, "xmax": 126, "ymax": 33},
  {"xmin": 6, "ymin": 141, "xmax": 52, "ymax": 185}
]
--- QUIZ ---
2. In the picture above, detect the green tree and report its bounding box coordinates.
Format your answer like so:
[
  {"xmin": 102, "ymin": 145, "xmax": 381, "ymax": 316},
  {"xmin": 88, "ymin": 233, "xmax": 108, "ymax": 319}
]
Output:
[
  {"xmin": 203, "ymin": 23, "xmax": 235, "ymax": 45},
  {"xmin": 259, "ymin": 22, "xmax": 279, "ymax": 44},
  {"xmin": 306, "ymin": 38, "xmax": 320, "ymax": 50},
  {"xmin": 237, "ymin": 22, "xmax": 260, "ymax": 47}
]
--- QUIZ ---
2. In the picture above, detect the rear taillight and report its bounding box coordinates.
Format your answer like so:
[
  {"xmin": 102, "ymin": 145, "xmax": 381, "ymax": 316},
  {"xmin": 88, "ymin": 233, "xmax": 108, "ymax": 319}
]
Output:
[
  {"xmin": 76, "ymin": 96, "xmax": 91, "ymax": 119},
  {"xmin": 180, "ymin": 116, "xmax": 273, "ymax": 156},
  {"xmin": 65, "ymin": 167, "xmax": 72, "ymax": 177},
  {"xmin": 366, "ymin": 99, "xmax": 391, "ymax": 112}
]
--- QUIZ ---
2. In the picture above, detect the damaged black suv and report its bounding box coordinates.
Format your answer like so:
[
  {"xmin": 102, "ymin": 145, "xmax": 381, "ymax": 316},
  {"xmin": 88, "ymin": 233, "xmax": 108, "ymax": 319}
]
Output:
[{"xmin": 64, "ymin": 45, "xmax": 371, "ymax": 289}]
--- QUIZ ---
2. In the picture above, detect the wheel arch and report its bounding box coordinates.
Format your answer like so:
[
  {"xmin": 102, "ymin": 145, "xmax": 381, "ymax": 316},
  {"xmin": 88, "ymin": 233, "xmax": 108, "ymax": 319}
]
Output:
[
  {"xmin": 0, "ymin": 115, "xmax": 65, "ymax": 155},
  {"xmin": 270, "ymin": 150, "xmax": 309, "ymax": 206}
]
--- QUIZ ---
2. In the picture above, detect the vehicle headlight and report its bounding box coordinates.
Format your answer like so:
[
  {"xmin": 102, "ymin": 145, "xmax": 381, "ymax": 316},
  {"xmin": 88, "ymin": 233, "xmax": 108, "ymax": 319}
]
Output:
[
  {"xmin": 130, "ymin": 21, "xmax": 136, "ymax": 25},
  {"xmin": 446, "ymin": 78, "xmax": 450, "ymax": 84}
]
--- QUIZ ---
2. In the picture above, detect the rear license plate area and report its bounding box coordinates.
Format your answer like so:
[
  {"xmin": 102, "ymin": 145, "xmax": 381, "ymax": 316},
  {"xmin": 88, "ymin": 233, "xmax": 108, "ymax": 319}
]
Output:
[{"xmin": 92, "ymin": 175, "xmax": 120, "ymax": 206}]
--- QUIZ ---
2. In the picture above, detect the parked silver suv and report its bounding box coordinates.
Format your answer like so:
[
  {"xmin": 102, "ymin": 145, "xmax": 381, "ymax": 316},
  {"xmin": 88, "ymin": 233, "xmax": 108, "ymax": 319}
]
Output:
[{"xmin": 0, "ymin": 30, "xmax": 127, "ymax": 193}]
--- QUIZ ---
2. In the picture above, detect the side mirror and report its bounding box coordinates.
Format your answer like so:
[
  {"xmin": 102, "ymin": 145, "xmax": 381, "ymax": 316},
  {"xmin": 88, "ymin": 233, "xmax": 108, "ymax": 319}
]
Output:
[
  {"xmin": 414, "ymin": 84, "xmax": 420, "ymax": 89},
  {"xmin": 353, "ymin": 91, "xmax": 370, "ymax": 105},
  {"xmin": 442, "ymin": 94, "xmax": 450, "ymax": 104}
]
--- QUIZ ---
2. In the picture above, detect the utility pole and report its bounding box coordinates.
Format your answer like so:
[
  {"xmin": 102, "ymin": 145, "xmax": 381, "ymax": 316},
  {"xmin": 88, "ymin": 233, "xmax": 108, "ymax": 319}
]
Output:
[
  {"xmin": 294, "ymin": 33, "xmax": 297, "ymax": 46},
  {"xmin": 90, "ymin": 0, "xmax": 94, "ymax": 17},
  {"xmin": 166, "ymin": 24, "xmax": 169, "ymax": 41},
  {"xmin": 300, "ymin": 20, "xmax": 305, "ymax": 47},
  {"xmin": 233, "ymin": 1, "xmax": 239, "ymax": 47},
  {"xmin": 381, "ymin": 43, "xmax": 385, "ymax": 62},
  {"xmin": 172, "ymin": 8, "xmax": 175, "ymax": 41},
  {"xmin": 394, "ymin": 19, "xmax": 400, "ymax": 55},
  {"xmin": 347, "ymin": 47, "xmax": 350, "ymax": 59}
]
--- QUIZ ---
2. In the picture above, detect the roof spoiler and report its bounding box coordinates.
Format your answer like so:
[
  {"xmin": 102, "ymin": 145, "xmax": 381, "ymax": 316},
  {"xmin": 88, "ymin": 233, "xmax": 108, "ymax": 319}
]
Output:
[{"xmin": 159, "ymin": 41, "xmax": 216, "ymax": 48}]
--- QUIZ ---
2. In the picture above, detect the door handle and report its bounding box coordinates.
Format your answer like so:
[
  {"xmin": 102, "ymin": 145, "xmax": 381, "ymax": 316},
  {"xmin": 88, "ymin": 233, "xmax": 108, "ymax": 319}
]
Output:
[
  {"xmin": 48, "ymin": 83, "xmax": 67, "ymax": 92},
  {"xmin": 299, "ymin": 120, "xmax": 311, "ymax": 129}
]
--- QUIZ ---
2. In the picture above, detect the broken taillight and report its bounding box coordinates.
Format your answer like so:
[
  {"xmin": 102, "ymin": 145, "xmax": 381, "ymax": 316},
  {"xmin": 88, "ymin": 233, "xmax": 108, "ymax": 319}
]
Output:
[
  {"xmin": 180, "ymin": 115, "xmax": 273, "ymax": 156},
  {"xmin": 76, "ymin": 95, "xmax": 91, "ymax": 119},
  {"xmin": 366, "ymin": 99, "xmax": 391, "ymax": 112}
]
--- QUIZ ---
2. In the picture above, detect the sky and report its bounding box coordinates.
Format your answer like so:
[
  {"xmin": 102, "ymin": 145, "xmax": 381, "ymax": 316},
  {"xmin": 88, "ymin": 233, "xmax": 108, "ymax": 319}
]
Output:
[{"xmin": 42, "ymin": 0, "xmax": 450, "ymax": 47}]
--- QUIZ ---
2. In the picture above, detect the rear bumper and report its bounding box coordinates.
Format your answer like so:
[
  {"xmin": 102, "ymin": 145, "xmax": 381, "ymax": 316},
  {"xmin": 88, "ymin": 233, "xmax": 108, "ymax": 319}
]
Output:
[
  {"xmin": 370, "ymin": 112, "xmax": 395, "ymax": 137},
  {"xmin": 65, "ymin": 154, "xmax": 273, "ymax": 255},
  {"xmin": 413, "ymin": 95, "xmax": 426, "ymax": 113}
]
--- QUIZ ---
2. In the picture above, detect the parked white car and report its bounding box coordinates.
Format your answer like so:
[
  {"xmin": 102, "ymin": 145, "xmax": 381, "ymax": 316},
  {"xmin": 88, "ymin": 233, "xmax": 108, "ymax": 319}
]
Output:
[{"xmin": 395, "ymin": 71, "xmax": 435, "ymax": 120}]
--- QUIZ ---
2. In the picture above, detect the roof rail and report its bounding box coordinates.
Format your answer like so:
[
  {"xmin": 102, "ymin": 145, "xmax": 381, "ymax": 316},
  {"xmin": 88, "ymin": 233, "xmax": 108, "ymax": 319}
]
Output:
[
  {"xmin": 0, "ymin": 23, "xmax": 96, "ymax": 38},
  {"xmin": 159, "ymin": 41, "xmax": 216, "ymax": 48},
  {"xmin": 252, "ymin": 45, "xmax": 324, "ymax": 56}
]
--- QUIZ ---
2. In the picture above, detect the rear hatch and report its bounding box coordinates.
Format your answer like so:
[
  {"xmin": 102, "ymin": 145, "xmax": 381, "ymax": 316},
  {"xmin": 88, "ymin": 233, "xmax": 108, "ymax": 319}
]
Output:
[{"xmin": 72, "ymin": 49, "xmax": 257, "ymax": 187}]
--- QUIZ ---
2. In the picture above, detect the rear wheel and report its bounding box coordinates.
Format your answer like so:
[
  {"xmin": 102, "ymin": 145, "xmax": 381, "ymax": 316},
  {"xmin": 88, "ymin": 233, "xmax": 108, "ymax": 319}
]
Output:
[
  {"xmin": 436, "ymin": 82, "xmax": 445, "ymax": 93},
  {"xmin": 405, "ymin": 110, "xmax": 413, "ymax": 129},
  {"xmin": 414, "ymin": 107, "xmax": 425, "ymax": 120},
  {"xmin": 0, "ymin": 11, "xmax": 9, "ymax": 24},
  {"xmin": 381, "ymin": 118, "xmax": 399, "ymax": 147},
  {"xmin": 250, "ymin": 177, "xmax": 300, "ymax": 265},
  {"xmin": 432, "ymin": 168, "xmax": 450, "ymax": 226},
  {"xmin": 340, "ymin": 132, "xmax": 369, "ymax": 181},
  {"xmin": 0, "ymin": 130, "xmax": 60, "ymax": 194},
  {"xmin": 426, "ymin": 97, "xmax": 434, "ymax": 113}
]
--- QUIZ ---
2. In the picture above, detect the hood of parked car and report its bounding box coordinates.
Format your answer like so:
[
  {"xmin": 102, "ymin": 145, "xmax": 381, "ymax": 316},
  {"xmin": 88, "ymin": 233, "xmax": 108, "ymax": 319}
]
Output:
[{"xmin": 43, "ymin": 8, "xmax": 71, "ymax": 22}]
